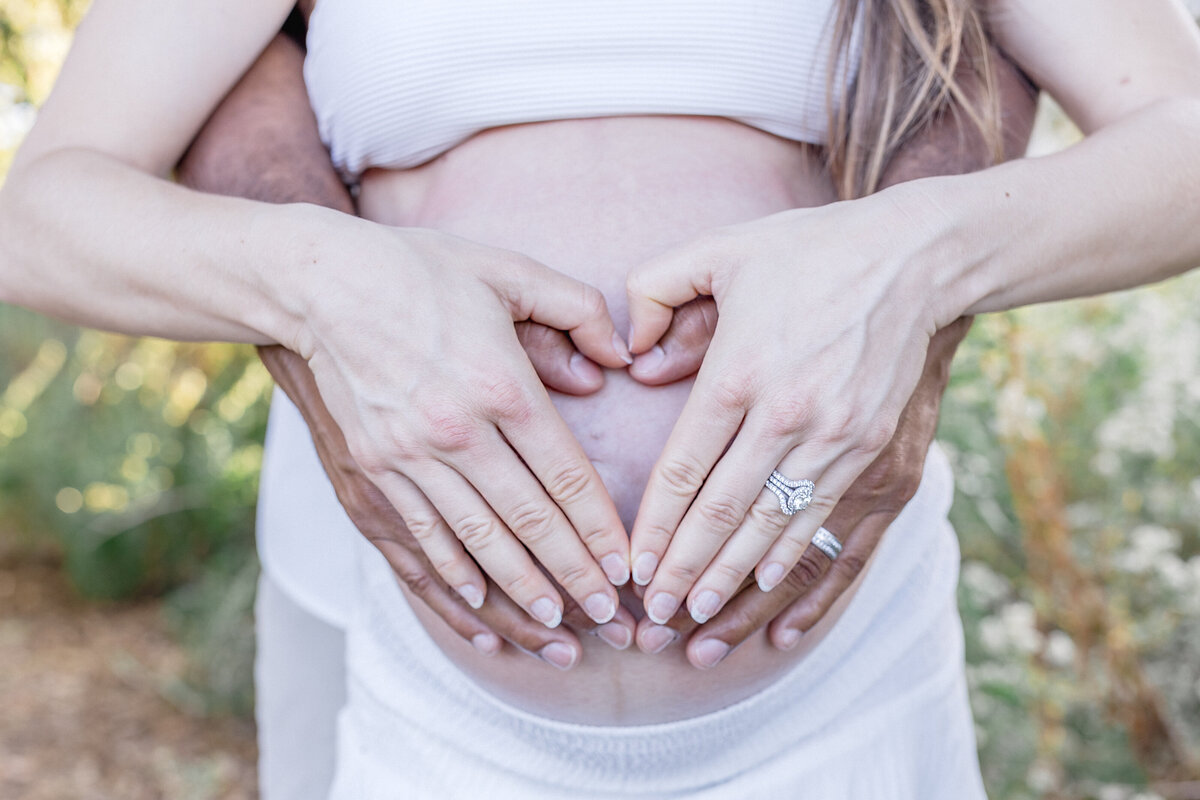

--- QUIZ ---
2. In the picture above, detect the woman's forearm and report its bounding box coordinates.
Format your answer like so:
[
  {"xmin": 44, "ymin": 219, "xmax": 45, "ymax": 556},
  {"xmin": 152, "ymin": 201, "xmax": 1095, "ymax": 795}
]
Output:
[
  {"xmin": 0, "ymin": 147, "xmax": 327, "ymax": 347},
  {"xmin": 898, "ymin": 96, "xmax": 1200, "ymax": 323}
]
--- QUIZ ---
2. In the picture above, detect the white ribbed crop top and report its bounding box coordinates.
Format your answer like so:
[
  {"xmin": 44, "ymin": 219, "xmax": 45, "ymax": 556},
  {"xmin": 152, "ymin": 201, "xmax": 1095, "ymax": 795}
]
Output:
[{"xmin": 303, "ymin": 0, "xmax": 860, "ymax": 177}]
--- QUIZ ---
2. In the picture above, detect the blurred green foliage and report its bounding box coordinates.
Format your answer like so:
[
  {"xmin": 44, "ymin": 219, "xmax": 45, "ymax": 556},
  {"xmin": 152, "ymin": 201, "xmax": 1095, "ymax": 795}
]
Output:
[{"xmin": 2, "ymin": 0, "xmax": 1199, "ymax": 795}]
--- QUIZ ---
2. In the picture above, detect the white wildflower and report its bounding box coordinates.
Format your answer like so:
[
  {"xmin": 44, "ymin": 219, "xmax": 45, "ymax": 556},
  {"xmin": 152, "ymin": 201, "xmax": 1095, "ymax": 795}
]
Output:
[{"xmin": 1043, "ymin": 630, "xmax": 1076, "ymax": 669}]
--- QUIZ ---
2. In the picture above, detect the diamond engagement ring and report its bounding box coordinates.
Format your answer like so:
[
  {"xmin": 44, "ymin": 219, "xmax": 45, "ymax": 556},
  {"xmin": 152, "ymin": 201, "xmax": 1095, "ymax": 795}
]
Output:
[
  {"xmin": 765, "ymin": 470, "xmax": 815, "ymax": 516},
  {"xmin": 811, "ymin": 527, "xmax": 843, "ymax": 561}
]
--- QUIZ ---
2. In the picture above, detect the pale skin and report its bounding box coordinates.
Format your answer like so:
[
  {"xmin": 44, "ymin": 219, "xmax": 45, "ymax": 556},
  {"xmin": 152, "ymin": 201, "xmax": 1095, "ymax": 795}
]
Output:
[
  {"xmin": 2, "ymin": 0, "xmax": 1200, "ymax": 720},
  {"xmin": 176, "ymin": 19, "xmax": 1036, "ymax": 670}
]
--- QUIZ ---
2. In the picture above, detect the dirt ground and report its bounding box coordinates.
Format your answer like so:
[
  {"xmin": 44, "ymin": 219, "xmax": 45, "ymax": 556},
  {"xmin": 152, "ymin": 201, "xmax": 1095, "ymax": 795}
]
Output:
[{"xmin": 0, "ymin": 554, "xmax": 258, "ymax": 800}]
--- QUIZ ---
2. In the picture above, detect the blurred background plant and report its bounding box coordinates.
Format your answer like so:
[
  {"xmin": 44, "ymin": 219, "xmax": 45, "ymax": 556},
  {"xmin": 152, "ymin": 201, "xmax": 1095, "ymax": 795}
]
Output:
[{"xmin": 2, "ymin": 1, "xmax": 1199, "ymax": 798}]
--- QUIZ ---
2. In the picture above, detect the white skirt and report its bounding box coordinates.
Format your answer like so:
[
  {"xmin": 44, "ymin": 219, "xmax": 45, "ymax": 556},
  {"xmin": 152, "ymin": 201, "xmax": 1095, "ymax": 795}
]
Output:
[{"xmin": 322, "ymin": 442, "xmax": 987, "ymax": 799}]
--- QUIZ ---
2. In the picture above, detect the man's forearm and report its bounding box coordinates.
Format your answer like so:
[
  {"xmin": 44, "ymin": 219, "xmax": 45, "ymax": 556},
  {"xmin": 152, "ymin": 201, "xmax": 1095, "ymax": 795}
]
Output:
[
  {"xmin": 176, "ymin": 32, "xmax": 352, "ymax": 213},
  {"xmin": 878, "ymin": 43, "xmax": 1038, "ymax": 190}
]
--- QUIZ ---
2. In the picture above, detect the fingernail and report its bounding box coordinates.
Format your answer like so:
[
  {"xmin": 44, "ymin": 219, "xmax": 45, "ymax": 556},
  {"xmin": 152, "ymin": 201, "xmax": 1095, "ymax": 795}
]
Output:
[
  {"xmin": 471, "ymin": 633, "xmax": 500, "ymax": 655},
  {"xmin": 632, "ymin": 552, "xmax": 658, "ymax": 586},
  {"xmin": 777, "ymin": 628, "xmax": 802, "ymax": 651},
  {"xmin": 456, "ymin": 584, "xmax": 484, "ymax": 610},
  {"xmin": 584, "ymin": 592, "xmax": 616, "ymax": 625},
  {"xmin": 538, "ymin": 642, "xmax": 578, "ymax": 670},
  {"xmin": 595, "ymin": 623, "xmax": 632, "ymax": 650},
  {"xmin": 641, "ymin": 625, "xmax": 679, "ymax": 654},
  {"xmin": 601, "ymin": 553, "xmax": 630, "ymax": 586},
  {"xmin": 690, "ymin": 590, "xmax": 721, "ymax": 624},
  {"xmin": 647, "ymin": 592, "xmax": 679, "ymax": 625},
  {"xmin": 634, "ymin": 345, "xmax": 666, "ymax": 373},
  {"xmin": 569, "ymin": 352, "xmax": 599, "ymax": 381},
  {"xmin": 612, "ymin": 332, "xmax": 634, "ymax": 365},
  {"xmin": 531, "ymin": 597, "xmax": 562, "ymax": 629},
  {"xmin": 694, "ymin": 638, "xmax": 731, "ymax": 669},
  {"xmin": 757, "ymin": 563, "xmax": 786, "ymax": 593}
]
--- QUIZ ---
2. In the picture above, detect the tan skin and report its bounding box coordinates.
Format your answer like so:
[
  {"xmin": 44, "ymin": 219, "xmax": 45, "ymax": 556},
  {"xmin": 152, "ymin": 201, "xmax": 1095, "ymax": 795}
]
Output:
[{"xmin": 177, "ymin": 15, "xmax": 1036, "ymax": 684}]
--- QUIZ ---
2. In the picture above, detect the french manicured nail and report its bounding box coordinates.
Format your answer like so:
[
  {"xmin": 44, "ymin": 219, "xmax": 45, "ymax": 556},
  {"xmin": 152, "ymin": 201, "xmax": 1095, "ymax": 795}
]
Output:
[
  {"xmin": 601, "ymin": 553, "xmax": 630, "ymax": 586},
  {"xmin": 456, "ymin": 584, "xmax": 484, "ymax": 610},
  {"xmin": 641, "ymin": 625, "xmax": 678, "ymax": 654},
  {"xmin": 595, "ymin": 623, "xmax": 633, "ymax": 650},
  {"xmin": 647, "ymin": 592, "xmax": 679, "ymax": 625},
  {"xmin": 531, "ymin": 597, "xmax": 562, "ymax": 629},
  {"xmin": 539, "ymin": 642, "xmax": 578, "ymax": 670},
  {"xmin": 584, "ymin": 592, "xmax": 616, "ymax": 624},
  {"xmin": 777, "ymin": 628, "xmax": 802, "ymax": 651},
  {"xmin": 635, "ymin": 345, "xmax": 665, "ymax": 372},
  {"xmin": 471, "ymin": 633, "xmax": 500, "ymax": 655},
  {"xmin": 632, "ymin": 552, "xmax": 658, "ymax": 586},
  {"xmin": 694, "ymin": 638, "xmax": 731, "ymax": 669},
  {"xmin": 690, "ymin": 590, "xmax": 721, "ymax": 624},
  {"xmin": 612, "ymin": 332, "xmax": 634, "ymax": 365},
  {"xmin": 757, "ymin": 563, "xmax": 786, "ymax": 593}
]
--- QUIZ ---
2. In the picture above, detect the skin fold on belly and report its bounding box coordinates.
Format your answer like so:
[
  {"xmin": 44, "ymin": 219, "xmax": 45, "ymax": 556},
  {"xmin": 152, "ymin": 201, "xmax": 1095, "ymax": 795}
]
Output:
[{"xmin": 355, "ymin": 115, "xmax": 871, "ymax": 725}]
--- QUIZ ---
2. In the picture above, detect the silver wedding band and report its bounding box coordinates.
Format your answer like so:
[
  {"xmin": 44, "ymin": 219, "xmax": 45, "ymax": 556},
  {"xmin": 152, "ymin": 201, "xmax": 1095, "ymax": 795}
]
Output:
[{"xmin": 811, "ymin": 526, "xmax": 843, "ymax": 561}]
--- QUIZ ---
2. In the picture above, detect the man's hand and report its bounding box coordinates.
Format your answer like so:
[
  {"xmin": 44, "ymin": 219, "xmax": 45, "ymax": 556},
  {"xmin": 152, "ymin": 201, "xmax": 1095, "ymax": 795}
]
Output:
[
  {"xmin": 630, "ymin": 43, "xmax": 1039, "ymax": 664},
  {"xmin": 175, "ymin": 29, "xmax": 718, "ymax": 665}
]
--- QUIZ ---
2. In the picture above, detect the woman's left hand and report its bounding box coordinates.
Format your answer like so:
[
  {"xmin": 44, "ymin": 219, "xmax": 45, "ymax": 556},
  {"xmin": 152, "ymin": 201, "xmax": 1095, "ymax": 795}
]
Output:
[{"xmin": 625, "ymin": 196, "xmax": 945, "ymax": 626}]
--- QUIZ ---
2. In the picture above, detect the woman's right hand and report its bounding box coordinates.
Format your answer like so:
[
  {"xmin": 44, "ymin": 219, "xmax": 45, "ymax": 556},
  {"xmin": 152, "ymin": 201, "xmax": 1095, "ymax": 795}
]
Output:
[{"xmin": 285, "ymin": 212, "xmax": 633, "ymax": 627}]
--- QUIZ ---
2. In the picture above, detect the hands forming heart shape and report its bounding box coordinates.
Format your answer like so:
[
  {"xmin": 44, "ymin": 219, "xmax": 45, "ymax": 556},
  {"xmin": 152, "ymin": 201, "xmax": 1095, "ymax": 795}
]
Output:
[{"xmin": 271, "ymin": 200, "xmax": 966, "ymax": 670}]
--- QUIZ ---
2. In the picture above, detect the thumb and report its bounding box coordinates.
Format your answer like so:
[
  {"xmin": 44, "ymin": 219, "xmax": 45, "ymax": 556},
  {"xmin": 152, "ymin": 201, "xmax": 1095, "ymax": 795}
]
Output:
[
  {"xmin": 492, "ymin": 256, "xmax": 632, "ymax": 369},
  {"xmin": 625, "ymin": 236, "xmax": 722, "ymax": 354},
  {"xmin": 627, "ymin": 297, "xmax": 718, "ymax": 385},
  {"xmin": 515, "ymin": 322, "xmax": 605, "ymax": 395}
]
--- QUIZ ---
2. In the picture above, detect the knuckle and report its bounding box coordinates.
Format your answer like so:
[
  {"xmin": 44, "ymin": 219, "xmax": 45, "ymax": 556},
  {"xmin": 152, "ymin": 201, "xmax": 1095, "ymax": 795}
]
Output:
[
  {"xmin": 455, "ymin": 514, "xmax": 502, "ymax": 551},
  {"xmin": 479, "ymin": 378, "xmax": 535, "ymax": 426},
  {"xmin": 663, "ymin": 561, "xmax": 703, "ymax": 586},
  {"xmin": 500, "ymin": 570, "xmax": 539, "ymax": 600},
  {"xmin": 577, "ymin": 525, "xmax": 614, "ymax": 551},
  {"xmin": 506, "ymin": 500, "xmax": 558, "ymax": 546},
  {"xmin": 695, "ymin": 492, "xmax": 745, "ymax": 532},
  {"xmin": 782, "ymin": 553, "xmax": 827, "ymax": 592},
  {"xmin": 764, "ymin": 397, "xmax": 816, "ymax": 438},
  {"xmin": 710, "ymin": 377, "xmax": 750, "ymax": 415},
  {"xmin": 542, "ymin": 460, "xmax": 595, "ymax": 507},
  {"xmin": 744, "ymin": 497, "xmax": 788, "ymax": 536},
  {"xmin": 852, "ymin": 418, "xmax": 896, "ymax": 457},
  {"xmin": 578, "ymin": 284, "xmax": 608, "ymax": 319},
  {"xmin": 400, "ymin": 569, "xmax": 440, "ymax": 601},
  {"xmin": 832, "ymin": 548, "xmax": 868, "ymax": 581},
  {"xmin": 403, "ymin": 511, "xmax": 445, "ymax": 545},
  {"xmin": 552, "ymin": 561, "xmax": 594, "ymax": 591},
  {"xmin": 421, "ymin": 407, "xmax": 481, "ymax": 453},
  {"xmin": 718, "ymin": 605, "xmax": 762, "ymax": 640},
  {"xmin": 657, "ymin": 456, "xmax": 710, "ymax": 498},
  {"xmin": 710, "ymin": 560, "xmax": 750, "ymax": 585}
]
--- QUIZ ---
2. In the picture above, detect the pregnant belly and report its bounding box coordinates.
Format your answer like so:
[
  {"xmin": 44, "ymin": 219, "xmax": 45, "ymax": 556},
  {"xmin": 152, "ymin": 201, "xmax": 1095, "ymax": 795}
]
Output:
[{"xmin": 355, "ymin": 116, "xmax": 863, "ymax": 725}]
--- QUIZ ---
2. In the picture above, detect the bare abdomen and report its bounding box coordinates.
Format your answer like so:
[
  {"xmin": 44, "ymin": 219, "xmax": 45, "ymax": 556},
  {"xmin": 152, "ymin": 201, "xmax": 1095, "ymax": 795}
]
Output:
[{"xmin": 355, "ymin": 115, "xmax": 859, "ymax": 725}]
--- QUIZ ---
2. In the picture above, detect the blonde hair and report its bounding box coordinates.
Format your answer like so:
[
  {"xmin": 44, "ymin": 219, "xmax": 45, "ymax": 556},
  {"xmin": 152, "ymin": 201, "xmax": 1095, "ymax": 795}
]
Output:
[{"xmin": 826, "ymin": 0, "xmax": 1004, "ymax": 199}]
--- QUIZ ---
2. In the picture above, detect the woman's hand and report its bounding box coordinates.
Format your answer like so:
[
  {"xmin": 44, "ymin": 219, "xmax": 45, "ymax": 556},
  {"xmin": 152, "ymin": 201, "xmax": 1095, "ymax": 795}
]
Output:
[
  {"xmin": 286, "ymin": 212, "xmax": 634, "ymax": 629},
  {"xmin": 624, "ymin": 195, "xmax": 941, "ymax": 626},
  {"xmin": 258, "ymin": 344, "xmax": 639, "ymax": 668}
]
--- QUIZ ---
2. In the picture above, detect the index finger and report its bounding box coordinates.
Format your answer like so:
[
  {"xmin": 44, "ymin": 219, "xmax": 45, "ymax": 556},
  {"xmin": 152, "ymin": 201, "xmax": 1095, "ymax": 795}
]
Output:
[
  {"xmin": 494, "ymin": 384, "xmax": 633, "ymax": 589},
  {"xmin": 628, "ymin": 366, "xmax": 746, "ymax": 587}
]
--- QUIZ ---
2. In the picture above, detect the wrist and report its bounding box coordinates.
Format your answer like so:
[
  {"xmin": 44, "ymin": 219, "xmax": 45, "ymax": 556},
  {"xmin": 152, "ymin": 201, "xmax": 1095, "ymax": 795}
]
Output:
[
  {"xmin": 248, "ymin": 201, "xmax": 365, "ymax": 356},
  {"xmin": 873, "ymin": 175, "xmax": 1014, "ymax": 328}
]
